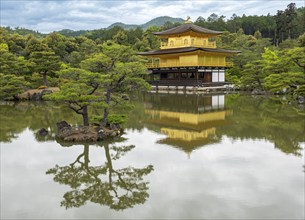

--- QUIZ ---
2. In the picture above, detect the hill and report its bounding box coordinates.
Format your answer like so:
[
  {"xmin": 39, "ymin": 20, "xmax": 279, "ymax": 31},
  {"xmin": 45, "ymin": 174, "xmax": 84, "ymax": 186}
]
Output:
[
  {"xmin": 141, "ymin": 16, "xmax": 184, "ymax": 29},
  {"xmin": 107, "ymin": 16, "xmax": 184, "ymax": 30},
  {"xmin": 56, "ymin": 29, "xmax": 90, "ymax": 37},
  {"xmin": 106, "ymin": 22, "xmax": 139, "ymax": 30}
]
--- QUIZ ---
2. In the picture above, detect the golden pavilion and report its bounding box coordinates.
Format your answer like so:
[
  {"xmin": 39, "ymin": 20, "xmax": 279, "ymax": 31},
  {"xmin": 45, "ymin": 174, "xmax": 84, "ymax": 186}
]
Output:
[{"xmin": 139, "ymin": 18, "xmax": 240, "ymax": 87}]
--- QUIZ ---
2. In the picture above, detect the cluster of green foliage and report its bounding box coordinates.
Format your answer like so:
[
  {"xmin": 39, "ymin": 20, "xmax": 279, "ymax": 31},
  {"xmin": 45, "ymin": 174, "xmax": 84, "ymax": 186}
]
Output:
[
  {"xmin": 195, "ymin": 3, "xmax": 305, "ymax": 44},
  {"xmin": 219, "ymin": 31, "xmax": 305, "ymax": 96},
  {"xmin": 0, "ymin": 26, "xmax": 150, "ymax": 125}
]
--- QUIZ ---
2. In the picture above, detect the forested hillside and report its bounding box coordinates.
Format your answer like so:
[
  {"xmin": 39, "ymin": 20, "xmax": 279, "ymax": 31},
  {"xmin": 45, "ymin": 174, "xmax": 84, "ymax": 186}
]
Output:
[
  {"xmin": 107, "ymin": 16, "xmax": 184, "ymax": 30},
  {"xmin": 1, "ymin": 3, "xmax": 304, "ymax": 101}
]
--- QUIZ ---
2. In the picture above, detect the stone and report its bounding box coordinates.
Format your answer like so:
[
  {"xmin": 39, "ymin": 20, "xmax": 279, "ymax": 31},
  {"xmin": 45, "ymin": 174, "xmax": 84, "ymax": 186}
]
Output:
[
  {"xmin": 31, "ymin": 92, "xmax": 43, "ymax": 101},
  {"xmin": 56, "ymin": 121, "xmax": 71, "ymax": 131},
  {"xmin": 251, "ymin": 89, "xmax": 266, "ymax": 95},
  {"xmin": 18, "ymin": 87, "xmax": 60, "ymax": 101},
  {"xmin": 37, "ymin": 128, "xmax": 48, "ymax": 136},
  {"xmin": 121, "ymin": 94, "xmax": 129, "ymax": 100},
  {"xmin": 297, "ymin": 96, "xmax": 305, "ymax": 104}
]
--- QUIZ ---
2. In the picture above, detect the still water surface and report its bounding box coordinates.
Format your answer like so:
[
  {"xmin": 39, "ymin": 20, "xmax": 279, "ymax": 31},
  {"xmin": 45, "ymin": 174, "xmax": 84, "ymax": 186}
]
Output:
[{"xmin": 1, "ymin": 92, "xmax": 304, "ymax": 219}]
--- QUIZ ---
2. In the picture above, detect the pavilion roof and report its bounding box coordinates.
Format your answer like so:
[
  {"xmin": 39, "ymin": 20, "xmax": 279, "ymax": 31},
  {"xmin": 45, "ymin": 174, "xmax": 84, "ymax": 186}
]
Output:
[
  {"xmin": 154, "ymin": 23, "xmax": 223, "ymax": 36},
  {"xmin": 157, "ymin": 137, "xmax": 219, "ymax": 152}
]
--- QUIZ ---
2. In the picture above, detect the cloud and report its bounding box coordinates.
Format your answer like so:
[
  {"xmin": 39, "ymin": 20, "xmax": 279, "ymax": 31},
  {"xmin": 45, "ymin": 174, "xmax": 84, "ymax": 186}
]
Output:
[{"xmin": 0, "ymin": 0, "xmax": 303, "ymax": 33}]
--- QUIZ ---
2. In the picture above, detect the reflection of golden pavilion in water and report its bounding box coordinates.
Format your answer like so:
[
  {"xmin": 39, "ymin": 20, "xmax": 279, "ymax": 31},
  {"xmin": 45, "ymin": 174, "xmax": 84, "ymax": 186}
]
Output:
[{"xmin": 144, "ymin": 94, "xmax": 232, "ymax": 154}]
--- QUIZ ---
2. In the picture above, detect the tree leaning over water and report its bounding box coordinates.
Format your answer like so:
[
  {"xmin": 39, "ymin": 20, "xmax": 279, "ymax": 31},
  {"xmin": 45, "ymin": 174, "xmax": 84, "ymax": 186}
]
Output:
[{"xmin": 45, "ymin": 41, "xmax": 150, "ymax": 126}]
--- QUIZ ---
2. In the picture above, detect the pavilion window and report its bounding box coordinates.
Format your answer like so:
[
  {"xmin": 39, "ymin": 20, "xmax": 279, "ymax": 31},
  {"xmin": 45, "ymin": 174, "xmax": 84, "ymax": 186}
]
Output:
[
  {"xmin": 161, "ymin": 73, "xmax": 167, "ymax": 79},
  {"xmin": 181, "ymin": 73, "xmax": 188, "ymax": 78},
  {"xmin": 153, "ymin": 74, "xmax": 160, "ymax": 81},
  {"xmin": 170, "ymin": 40, "xmax": 174, "ymax": 46},
  {"xmin": 184, "ymin": 39, "xmax": 188, "ymax": 45},
  {"xmin": 203, "ymin": 39, "xmax": 207, "ymax": 46},
  {"xmin": 199, "ymin": 72, "xmax": 204, "ymax": 79},
  {"xmin": 167, "ymin": 73, "xmax": 175, "ymax": 79}
]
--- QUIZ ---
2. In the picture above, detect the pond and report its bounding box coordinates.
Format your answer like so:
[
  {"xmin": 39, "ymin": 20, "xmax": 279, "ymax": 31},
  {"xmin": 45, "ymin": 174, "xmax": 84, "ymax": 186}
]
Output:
[{"xmin": 1, "ymin": 92, "xmax": 304, "ymax": 219}]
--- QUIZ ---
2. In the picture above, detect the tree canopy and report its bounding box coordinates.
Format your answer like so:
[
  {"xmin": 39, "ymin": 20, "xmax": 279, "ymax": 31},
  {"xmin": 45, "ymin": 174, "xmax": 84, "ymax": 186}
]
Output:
[{"xmin": 45, "ymin": 42, "xmax": 150, "ymax": 126}]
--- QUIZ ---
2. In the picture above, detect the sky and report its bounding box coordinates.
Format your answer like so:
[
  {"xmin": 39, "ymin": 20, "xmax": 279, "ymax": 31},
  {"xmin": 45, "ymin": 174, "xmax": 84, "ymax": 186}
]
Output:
[{"xmin": 0, "ymin": 0, "xmax": 304, "ymax": 33}]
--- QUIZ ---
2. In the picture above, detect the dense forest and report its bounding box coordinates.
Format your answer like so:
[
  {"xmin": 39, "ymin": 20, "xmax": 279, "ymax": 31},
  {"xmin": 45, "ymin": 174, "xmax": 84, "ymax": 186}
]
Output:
[{"xmin": 1, "ymin": 2, "xmax": 305, "ymax": 101}]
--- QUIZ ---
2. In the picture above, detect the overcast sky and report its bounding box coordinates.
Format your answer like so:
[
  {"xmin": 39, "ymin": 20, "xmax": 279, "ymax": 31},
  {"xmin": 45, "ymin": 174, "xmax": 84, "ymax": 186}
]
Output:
[{"xmin": 1, "ymin": 0, "xmax": 304, "ymax": 33}]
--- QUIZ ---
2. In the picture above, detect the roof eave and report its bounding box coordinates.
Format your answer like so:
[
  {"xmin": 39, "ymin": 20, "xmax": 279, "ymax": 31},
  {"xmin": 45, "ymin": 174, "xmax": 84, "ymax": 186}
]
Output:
[{"xmin": 153, "ymin": 31, "xmax": 223, "ymax": 36}]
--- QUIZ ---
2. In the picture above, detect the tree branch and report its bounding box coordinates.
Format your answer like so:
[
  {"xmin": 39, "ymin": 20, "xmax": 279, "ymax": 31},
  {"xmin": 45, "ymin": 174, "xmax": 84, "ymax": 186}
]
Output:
[
  {"xmin": 70, "ymin": 153, "xmax": 85, "ymax": 166},
  {"xmin": 68, "ymin": 102, "xmax": 84, "ymax": 114},
  {"xmin": 292, "ymin": 58, "xmax": 305, "ymax": 69}
]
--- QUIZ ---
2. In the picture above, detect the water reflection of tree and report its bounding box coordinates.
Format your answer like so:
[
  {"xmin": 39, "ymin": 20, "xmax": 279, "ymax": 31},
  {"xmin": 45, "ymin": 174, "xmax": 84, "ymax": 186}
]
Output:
[
  {"xmin": 46, "ymin": 142, "xmax": 153, "ymax": 210},
  {"xmin": 0, "ymin": 101, "xmax": 82, "ymax": 142},
  {"xmin": 219, "ymin": 94, "xmax": 305, "ymax": 156}
]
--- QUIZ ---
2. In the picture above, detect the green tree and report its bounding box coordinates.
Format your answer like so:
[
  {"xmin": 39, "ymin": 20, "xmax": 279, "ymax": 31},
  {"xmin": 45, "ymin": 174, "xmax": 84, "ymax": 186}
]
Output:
[
  {"xmin": 45, "ymin": 68, "xmax": 103, "ymax": 126},
  {"xmin": 46, "ymin": 42, "xmax": 149, "ymax": 126},
  {"xmin": 29, "ymin": 51, "xmax": 61, "ymax": 86},
  {"xmin": 24, "ymin": 35, "xmax": 50, "ymax": 57},
  {"xmin": 264, "ymin": 72, "xmax": 305, "ymax": 94},
  {"xmin": 254, "ymin": 30, "xmax": 262, "ymax": 39},
  {"xmin": 261, "ymin": 47, "xmax": 292, "ymax": 74},
  {"xmin": 42, "ymin": 32, "xmax": 75, "ymax": 59},
  {"xmin": 126, "ymin": 27, "xmax": 143, "ymax": 46},
  {"xmin": 258, "ymin": 46, "xmax": 304, "ymax": 94},
  {"xmin": 0, "ymin": 43, "xmax": 30, "ymax": 76},
  {"xmin": 0, "ymin": 73, "xmax": 29, "ymax": 100},
  {"xmin": 285, "ymin": 47, "xmax": 305, "ymax": 72},
  {"xmin": 112, "ymin": 30, "xmax": 128, "ymax": 45},
  {"xmin": 80, "ymin": 42, "xmax": 150, "ymax": 125},
  {"xmin": 66, "ymin": 36, "xmax": 98, "ymax": 67},
  {"xmin": 240, "ymin": 60, "xmax": 266, "ymax": 89},
  {"xmin": 285, "ymin": 3, "xmax": 297, "ymax": 39},
  {"xmin": 298, "ymin": 32, "xmax": 305, "ymax": 47},
  {"xmin": 4, "ymin": 33, "xmax": 27, "ymax": 56},
  {"xmin": 142, "ymin": 26, "xmax": 160, "ymax": 50}
]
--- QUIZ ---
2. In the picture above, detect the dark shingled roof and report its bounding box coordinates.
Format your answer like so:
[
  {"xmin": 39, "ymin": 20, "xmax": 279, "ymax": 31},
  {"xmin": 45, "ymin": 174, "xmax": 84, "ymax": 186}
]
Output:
[
  {"xmin": 154, "ymin": 23, "xmax": 223, "ymax": 36},
  {"xmin": 138, "ymin": 47, "xmax": 241, "ymax": 56}
]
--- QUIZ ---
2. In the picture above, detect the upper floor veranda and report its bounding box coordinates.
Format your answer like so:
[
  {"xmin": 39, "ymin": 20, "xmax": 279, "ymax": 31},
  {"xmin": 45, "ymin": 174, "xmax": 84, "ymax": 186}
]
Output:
[{"xmin": 159, "ymin": 36, "xmax": 216, "ymax": 49}]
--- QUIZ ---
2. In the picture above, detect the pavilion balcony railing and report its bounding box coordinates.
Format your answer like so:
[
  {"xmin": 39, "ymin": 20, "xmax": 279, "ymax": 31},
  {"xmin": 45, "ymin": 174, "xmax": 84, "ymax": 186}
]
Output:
[
  {"xmin": 145, "ymin": 61, "xmax": 233, "ymax": 68},
  {"xmin": 160, "ymin": 41, "xmax": 216, "ymax": 49},
  {"xmin": 146, "ymin": 63, "xmax": 159, "ymax": 68},
  {"xmin": 149, "ymin": 80, "xmax": 203, "ymax": 86},
  {"xmin": 148, "ymin": 80, "xmax": 229, "ymax": 87}
]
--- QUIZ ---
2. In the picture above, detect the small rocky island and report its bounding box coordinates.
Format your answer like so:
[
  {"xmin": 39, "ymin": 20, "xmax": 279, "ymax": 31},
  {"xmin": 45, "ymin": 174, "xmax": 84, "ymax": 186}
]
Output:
[
  {"xmin": 38, "ymin": 121, "xmax": 123, "ymax": 142},
  {"xmin": 54, "ymin": 121, "xmax": 123, "ymax": 142}
]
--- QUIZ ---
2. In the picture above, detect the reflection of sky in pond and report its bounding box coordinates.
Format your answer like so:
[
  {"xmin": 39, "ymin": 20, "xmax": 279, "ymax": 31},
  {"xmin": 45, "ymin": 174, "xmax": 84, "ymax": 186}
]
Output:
[{"xmin": 1, "ymin": 126, "xmax": 304, "ymax": 219}]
